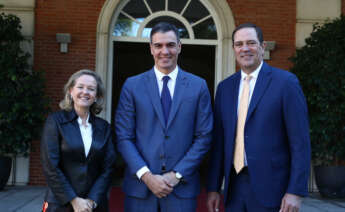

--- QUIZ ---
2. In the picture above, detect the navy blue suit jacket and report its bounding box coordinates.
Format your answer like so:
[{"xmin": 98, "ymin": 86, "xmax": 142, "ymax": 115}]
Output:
[
  {"xmin": 207, "ymin": 62, "xmax": 311, "ymax": 207},
  {"xmin": 116, "ymin": 68, "xmax": 213, "ymax": 199}
]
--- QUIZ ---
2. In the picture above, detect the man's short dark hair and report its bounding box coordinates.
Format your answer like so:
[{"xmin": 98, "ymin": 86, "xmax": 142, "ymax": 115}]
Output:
[
  {"xmin": 232, "ymin": 23, "xmax": 264, "ymax": 45},
  {"xmin": 150, "ymin": 22, "xmax": 180, "ymax": 43}
]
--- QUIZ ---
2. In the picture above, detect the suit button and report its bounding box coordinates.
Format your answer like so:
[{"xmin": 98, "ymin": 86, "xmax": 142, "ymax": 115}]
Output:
[
  {"xmin": 164, "ymin": 135, "xmax": 169, "ymax": 139},
  {"xmin": 160, "ymin": 154, "xmax": 165, "ymax": 159}
]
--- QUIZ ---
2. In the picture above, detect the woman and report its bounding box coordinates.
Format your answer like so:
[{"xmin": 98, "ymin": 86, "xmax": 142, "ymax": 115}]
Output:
[{"xmin": 41, "ymin": 69, "xmax": 115, "ymax": 212}]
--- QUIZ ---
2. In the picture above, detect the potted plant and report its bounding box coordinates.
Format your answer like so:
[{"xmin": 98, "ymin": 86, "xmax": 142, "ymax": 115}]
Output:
[
  {"xmin": 0, "ymin": 12, "xmax": 49, "ymax": 189},
  {"xmin": 290, "ymin": 15, "xmax": 345, "ymax": 198}
]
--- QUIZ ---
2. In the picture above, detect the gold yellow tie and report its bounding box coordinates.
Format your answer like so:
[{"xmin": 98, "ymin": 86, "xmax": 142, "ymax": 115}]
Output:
[{"xmin": 234, "ymin": 75, "xmax": 252, "ymax": 173}]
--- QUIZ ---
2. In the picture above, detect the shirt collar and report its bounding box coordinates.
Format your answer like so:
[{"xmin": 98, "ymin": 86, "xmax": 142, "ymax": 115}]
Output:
[
  {"xmin": 240, "ymin": 61, "xmax": 263, "ymax": 80},
  {"xmin": 154, "ymin": 66, "xmax": 179, "ymax": 82},
  {"xmin": 77, "ymin": 113, "xmax": 90, "ymax": 127}
]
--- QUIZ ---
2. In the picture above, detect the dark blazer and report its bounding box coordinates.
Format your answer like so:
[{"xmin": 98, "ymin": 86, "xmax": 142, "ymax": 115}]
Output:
[
  {"xmin": 207, "ymin": 62, "xmax": 311, "ymax": 207},
  {"xmin": 41, "ymin": 109, "xmax": 115, "ymax": 210},
  {"xmin": 116, "ymin": 68, "xmax": 213, "ymax": 199}
]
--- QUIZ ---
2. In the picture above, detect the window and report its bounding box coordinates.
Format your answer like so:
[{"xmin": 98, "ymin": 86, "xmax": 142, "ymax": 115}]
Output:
[{"xmin": 113, "ymin": 0, "xmax": 217, "ymax": 40}]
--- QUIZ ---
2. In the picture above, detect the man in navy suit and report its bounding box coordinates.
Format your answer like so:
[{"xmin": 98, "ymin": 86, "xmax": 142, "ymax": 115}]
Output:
[
  {"xmin": 116, "ymin": 22, "xmax": 213, "ymax": 212},
  {"xmin": 207, "ymin": 23, "xmax": 311, "ymax": 212}
]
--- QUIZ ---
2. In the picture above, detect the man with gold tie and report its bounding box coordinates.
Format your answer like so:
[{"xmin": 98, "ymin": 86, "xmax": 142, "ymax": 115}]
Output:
[{"xmin": 206, "ymin": 23, "xmax": 311, "ymax": 212}]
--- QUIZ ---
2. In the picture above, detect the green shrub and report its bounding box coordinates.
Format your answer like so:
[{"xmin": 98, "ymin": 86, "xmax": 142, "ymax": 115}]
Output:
[
  {"xmin": 0, "ymin": 13, "xmax": 50, "ymax": 156},
  {"xmin": 290, "ymin": 15, "xmax": 345, "ymax": 165}
]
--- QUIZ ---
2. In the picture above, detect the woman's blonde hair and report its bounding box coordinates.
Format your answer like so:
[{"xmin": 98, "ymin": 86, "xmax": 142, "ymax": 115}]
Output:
[{"xmin": 59, "ymin": 69, "xmax": 105, "ymax": 114}]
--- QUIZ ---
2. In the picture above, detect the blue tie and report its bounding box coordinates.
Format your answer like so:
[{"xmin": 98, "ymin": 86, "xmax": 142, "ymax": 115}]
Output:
[{"xmin": 161, "ymin": 76, "xmax": 172, "ymax": 125}]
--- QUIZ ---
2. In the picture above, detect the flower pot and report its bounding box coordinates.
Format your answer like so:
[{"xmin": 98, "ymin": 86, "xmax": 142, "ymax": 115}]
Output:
[
  {"xmin": 0, "ymin": 156, "xmax": 12, "ymax": 190},
  {"xmin": 314, "ymin": 166, "xmax": 345, "ymax": 199}
]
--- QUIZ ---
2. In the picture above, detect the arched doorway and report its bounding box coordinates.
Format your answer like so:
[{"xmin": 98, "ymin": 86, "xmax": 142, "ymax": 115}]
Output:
[
  {"xmin": 96, "ymin": 0, "xmax": 236, "ymax": 187},
  {"xmin": 96, "ymin": 0, "xmax": 235, "ymax": 122}
]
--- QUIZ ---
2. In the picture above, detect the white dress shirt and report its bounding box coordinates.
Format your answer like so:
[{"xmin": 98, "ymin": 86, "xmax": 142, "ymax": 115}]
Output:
[
  {"xmin": 136, "ymin": 66, "xmax": 179, "ymax": 179},
  {"xmin": 237, "ymin": 61, "xmax": 263, "ymax": 166},
  {"xmin": 154, "ymin": 65, "xmax": 178, "ymax": 98},
  {"xmin": 77, "ymin": 114, "xmax": 93, "ymax": 157}
]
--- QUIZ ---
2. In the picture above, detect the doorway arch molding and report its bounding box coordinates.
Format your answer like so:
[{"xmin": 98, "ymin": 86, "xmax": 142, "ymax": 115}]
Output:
[
  {"xmin": 137, "ymin": 11, "xmax": 194, "ymax": 39},
  {"xmin": 96, "ymin": 0, "xmax": 236, "ymax": 121}
]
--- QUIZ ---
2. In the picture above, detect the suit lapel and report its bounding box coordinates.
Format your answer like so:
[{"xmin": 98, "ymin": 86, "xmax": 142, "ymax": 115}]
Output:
[
  {"xmin": 246, "ymin": 62, "xmax": 272, "ymax": 122},
  {"xmin": 62, "ymin": 110, "xmax": 87, "ymax": 159},
  {"xmin": 232, "ymin": 72, "xmax": 241, "ymax": 134},
  {"xmin": 67, "ymin": 121, "xmax": 87, "ymax": 160},
  {"xmin": 145, "ymin": 69, "xmax": 166, "ymax": 128},
  {"xmin": 166, "ymin": 69, "xmax": 188, "ymax": 129},
  {"xmin": 87, "ymin": 115, "xmax": 100, "ymax": 159}
]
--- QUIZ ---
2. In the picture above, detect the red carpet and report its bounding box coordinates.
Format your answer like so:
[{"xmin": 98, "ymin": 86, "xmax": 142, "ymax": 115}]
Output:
[{"xmin": 109, "ymin": 187, "xmax": 225, "ymax": 212}]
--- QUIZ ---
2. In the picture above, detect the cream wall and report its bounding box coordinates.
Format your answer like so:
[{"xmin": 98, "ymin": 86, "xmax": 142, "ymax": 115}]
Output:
[
  {"xmin": 0, "ymin": 0, "xmax": 35, "ymax": 64},
  {"xmin": 0, "ymin": 0, "xmax": 35, "ymax": 37},
  {"xmin": 0, "ymin": 0, "xmax": 35, "ymax": 186},
  {"xmin": 296, "ymin": 0, "xmax": 341, "ymax": 47}
]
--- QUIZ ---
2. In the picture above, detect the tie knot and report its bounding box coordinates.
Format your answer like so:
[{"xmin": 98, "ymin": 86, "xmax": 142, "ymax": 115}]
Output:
[
  {"xmin": 245, "ymin": 75, "xmax": 252, "ymax": 82},
  {"xmin": 163, "ymin": 76, "xmax": 170, "ymax": 84}
]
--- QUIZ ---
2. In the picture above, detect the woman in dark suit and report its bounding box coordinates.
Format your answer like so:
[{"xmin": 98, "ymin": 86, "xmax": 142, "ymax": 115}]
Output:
[{"xmin": 41, "ymin": 69, "xmax": 115, "ymax": 212}]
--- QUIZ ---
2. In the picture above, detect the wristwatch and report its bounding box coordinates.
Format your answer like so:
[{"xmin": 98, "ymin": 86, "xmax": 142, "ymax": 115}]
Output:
[
  {"xmin": 175, "ymin": 172, "xmax": 182, "ymax": 180},
  {"xmin": 91, "ymin": 200, "xmax": 97, "ymax": 209}
]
